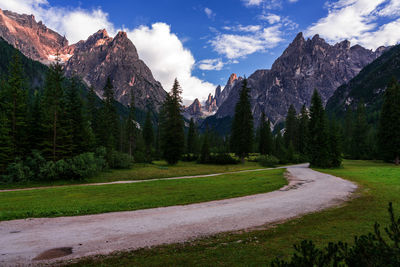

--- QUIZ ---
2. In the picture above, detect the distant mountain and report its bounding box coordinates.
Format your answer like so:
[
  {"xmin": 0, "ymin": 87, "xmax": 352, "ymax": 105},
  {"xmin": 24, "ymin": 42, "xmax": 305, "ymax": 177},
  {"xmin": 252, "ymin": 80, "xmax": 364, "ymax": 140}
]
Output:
[
  {"xmin": 183, "ymin": 73, "xmax": 242, "ymax": 121},
  {"xmin": 0, "ymin": 8, "xmax": 166, "ymax": 111},
  {"xmin": 64, "ymin": 29, "xmax": 166, "ymax": 110},
  {"xmin": 326, "ymin": 44, "xmax": 400, "ymax": 122},
  {"xmin": 0, "ymin": 9, "xmax": 68, "ymax": 64},
  {"xmin": 213, "ymin": 33, "xmax": 386, "ymax": 126},
  {"xmin": 0, "ymin": 37, "xmax": 153, "ymax": 123}
]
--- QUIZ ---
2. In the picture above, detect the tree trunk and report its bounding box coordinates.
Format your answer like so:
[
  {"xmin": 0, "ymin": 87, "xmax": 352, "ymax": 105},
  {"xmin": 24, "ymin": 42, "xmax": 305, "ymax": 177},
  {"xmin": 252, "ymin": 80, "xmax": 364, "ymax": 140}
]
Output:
[
  {"xmin": 241, "ymin": 155, "xmax": 245, "ymax": 164},
  {"xmin": 395, "ymin": 155, "xmax": 399, "ymax": 166}
]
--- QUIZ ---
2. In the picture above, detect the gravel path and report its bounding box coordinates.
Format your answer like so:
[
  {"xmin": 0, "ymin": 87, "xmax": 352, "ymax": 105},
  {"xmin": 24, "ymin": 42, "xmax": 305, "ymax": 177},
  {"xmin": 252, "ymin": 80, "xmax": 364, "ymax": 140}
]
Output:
[{"xmin": 0, "ymin": 164, "xmax": 357, "ymax": 266}]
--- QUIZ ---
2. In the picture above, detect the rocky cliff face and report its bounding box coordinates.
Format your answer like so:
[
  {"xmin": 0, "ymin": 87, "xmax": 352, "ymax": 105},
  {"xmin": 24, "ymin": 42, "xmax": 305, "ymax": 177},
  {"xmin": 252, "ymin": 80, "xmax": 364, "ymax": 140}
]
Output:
[
  {"xmin": 215, "ymin": 33, "xmax": 386, "ymax": 124},
  {"xmin": 184, "ymin": 74, "xmax": 242, "ymax": 121},
  {"xmin": 64, "ymin": 30, "xmax": 166, "ymax": 109},
  {"xmin": 184, "ymin": 98, "xmax": 202, "ymax": 119},
  {"xmin": 0, "ymin": 8, "xmax": 69, "ymax": 63},
  {"xmin": 0, "ymin": 9, "xmax": 166, "ymax": 110}
]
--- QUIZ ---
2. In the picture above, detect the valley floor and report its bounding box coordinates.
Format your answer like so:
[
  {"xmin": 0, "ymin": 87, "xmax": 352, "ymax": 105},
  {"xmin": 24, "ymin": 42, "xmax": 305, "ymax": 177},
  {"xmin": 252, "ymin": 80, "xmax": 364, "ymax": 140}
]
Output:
[{"xmin": 0, "ymin": 164, "xmax": 356, "ymax": 266}]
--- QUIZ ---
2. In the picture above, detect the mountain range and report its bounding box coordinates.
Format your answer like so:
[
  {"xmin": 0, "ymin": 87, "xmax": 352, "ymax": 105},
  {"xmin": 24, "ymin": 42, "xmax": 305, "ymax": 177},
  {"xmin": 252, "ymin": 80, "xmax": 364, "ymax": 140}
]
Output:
[
  {"xmin": 0, "ymin": 8, "xmax": 396, "ymax": 132},
  {"xmin": 200, "ymin": 33, "xmax": 386, "ymax": 127},
  {"xmin": 0, "ymin": 8, "xmax": 166, "ymax": 111}
]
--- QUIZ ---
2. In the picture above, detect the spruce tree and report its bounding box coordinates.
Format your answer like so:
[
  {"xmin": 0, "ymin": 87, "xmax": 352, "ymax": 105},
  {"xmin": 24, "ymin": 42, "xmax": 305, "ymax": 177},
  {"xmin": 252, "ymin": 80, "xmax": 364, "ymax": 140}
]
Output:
[
  {"xmin": 4, "ymin": 52, "xmax": 28, "ymax": 158},
  {"xmin": 230, "ymin": 79, "xmax": 254, "ymax": 163},
  {"xmin": 343, "ymin": 108, "xmax": 354, "ymax": 157},
  {"xmin": 0, "ymin": 112, "xmax": 12, "ymax": 172},
  {"xmin": 284, "ymin": 104, "xmax": 298, "ymax": 150},
  {"xmin": 328, "ymin": 119, "xmax": 342, "ymax": 167},
  {"xmin": 274, "ymin": 132, "xmax": 286, "ymax": 163},
  {"xmin": 308, "ymin": 90, "xmax": 330, "ymax": 168},
  {"xmin": 351, "ymin": 102, "xmax": 369, "ymax": 159},
  {"xmin": 161, "ymin": 79, "xmax": 185, "ymax": 165},
  {"xmin": 28, "ymin": 90, "xmax": 45, "ymax": 151},
  {"xmin": 143, "ymin": 110, "xmax": 154, "ymax": 163},
  {"xmin": 187, "ymin": 118, "xmax": 197, "ymax": 154},
  {"xmin": 200, "ymin": 129, "xmax": 210, "ymax": 163},
  {"xmin": 298, "ymin": 104, "xmax": 309, "ymax": 155},
  {"xmin": 259, "ymin": 112, "xmax": 272, "ymax": 155},
  {"xmin": 42, "ymin": 58, "xmax": 67, "ymax": 161},
  {"xmin": 126, "ymin": 90, "xmax": 137, "ymax": 157},
  {"xmin": 101, "ymin": 77, "xmax": 119, "ymax": 160},
  {"xmin": 378, "ymin": 78, "xmax": 400, "ymax": 164},
  {"xmin": 87, "ymin": 86, "xmax": 98, "ymax": 143},
  {"xmin": 65, "ymin": 77, "xmax": 87, "ymax": 155}
]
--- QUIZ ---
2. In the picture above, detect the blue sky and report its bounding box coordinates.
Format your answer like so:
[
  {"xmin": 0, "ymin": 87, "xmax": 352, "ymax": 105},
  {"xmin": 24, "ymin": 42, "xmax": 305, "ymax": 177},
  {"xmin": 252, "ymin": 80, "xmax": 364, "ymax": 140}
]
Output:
[{"xmin": 1, "ymin": 0, "xmax": 400, "ymax": 101}]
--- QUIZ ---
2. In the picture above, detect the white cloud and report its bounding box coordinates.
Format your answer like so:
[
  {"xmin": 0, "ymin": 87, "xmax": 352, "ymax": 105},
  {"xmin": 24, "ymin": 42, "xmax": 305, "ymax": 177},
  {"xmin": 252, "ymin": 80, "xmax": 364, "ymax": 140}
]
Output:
[
  {"xmin": 204, "ymin": 7, "xmax": 215, "ymax": 19},
  {"xmin": 0, "ymin": 0, "xmax": 216, "ymax": 100},
  {"xmin": 198, "ymin": 59, "xmax": 224, "ymax": 71},
  {"xmin": 210, "ymin": 25, "xmax": 283, "ymax": 59},
  {"xmin": 306, "ymin": 0, "xmax": 400, "ymax": 49},
  {"xmin": 242, "ymin": 0, "xmax": 264, "ymax": 6},
  {"xmin": 223, "ymin": 24, "xmax": 262, "ymax": 32},
  {"xmin": 0, "ymin": 0, "xmax": 115, "ymax": 43},
  {"xmin": 127, "ymin": 23, "xmax": 216, "ymax": 100},
  {"xmin": 260, "ymin": 13, "xmax": 281, "ymax": 24}
]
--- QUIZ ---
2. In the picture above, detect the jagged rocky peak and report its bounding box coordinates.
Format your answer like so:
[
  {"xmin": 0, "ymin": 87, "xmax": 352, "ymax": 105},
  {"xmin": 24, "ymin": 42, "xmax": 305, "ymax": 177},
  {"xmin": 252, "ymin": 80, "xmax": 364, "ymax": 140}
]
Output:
[
  {"xmin": 186, "ymin": 98, "xmax": 202, "ymax": 115},
  {"xmin": 0, "ymin": 8, "xmax": 68, "ymax": 63},
  {"xmin": 64, "ymin": 30, "xmax": 165, "ymax": 110},
  {"xmin": 215, "ymin": 32, "xmax": 387, "ymax": 124},
  {"xmin": 204, "ymin": 93, "xmax": 218, "ymax": 112}
]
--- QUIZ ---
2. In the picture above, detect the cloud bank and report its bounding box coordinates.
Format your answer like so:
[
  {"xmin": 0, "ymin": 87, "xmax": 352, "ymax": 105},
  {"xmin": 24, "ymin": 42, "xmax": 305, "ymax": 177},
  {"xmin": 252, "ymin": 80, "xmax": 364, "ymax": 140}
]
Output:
[{"xmin": 306, "ymin": 0, "xmax": 400, "ymax": 49}]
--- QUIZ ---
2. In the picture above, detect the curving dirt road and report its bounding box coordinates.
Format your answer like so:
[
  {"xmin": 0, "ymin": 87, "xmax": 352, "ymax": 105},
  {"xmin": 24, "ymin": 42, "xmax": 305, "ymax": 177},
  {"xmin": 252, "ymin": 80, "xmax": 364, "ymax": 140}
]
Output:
[{"xmin": 0, "ymin": 164, "xmax": 357, "ymax": 266}]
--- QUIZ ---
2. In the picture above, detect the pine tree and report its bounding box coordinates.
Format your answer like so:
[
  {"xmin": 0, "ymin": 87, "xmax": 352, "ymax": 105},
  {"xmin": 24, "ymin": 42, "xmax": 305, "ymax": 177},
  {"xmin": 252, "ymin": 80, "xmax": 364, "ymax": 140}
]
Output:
[
  {"xmin": 351, "ymin": 102, "xmax": 369, "ymax": 159},
  {"xmin": 161, "ymin": 79, "xmax": 185, "ymax": 165},
  {"xmin": 65, "ymin": 77, "xmax": 87, "ymax": 155},
  {"xmin": 28, "ymin": 90, "xmax": 45, "ymax": 151},
  {"xmin": 343, "ymin": 108, "xmax": 354, "ymax": 157},
  {"xmin": 42, "ymin": 58, "xmax": 66, "ymax": 161},
  {"xmin": 87, "ymin": 86, "xmax": 98, "ymax": 143},
  {"xmin": 126, "ymin": 90, "xmax": 137, "ymax": 157},
  {"xmin": 230, "ymin": 79, "xmax": 254, "ymax": 163},
  {"xmin": 143, "ymin": 110, "xmax": 154, "ymax": 163},
  {"xmin": 284, "ymin": 104, "xmax": 298, "ymax": 150},
  {"xmin": 274, "ymin": 132, "xmax": 286, "ymax": 163},
  {"xmin": 4, "ymin": 52, "xmax": 28, "ymax": 158},
  {"xmin": 101, "ymin": 77, "xmax": 119, "ymax": 161},
  {"xmin": 298, "ymin": 104, "xmax": 309, "ymax": 155},
  {"xmin": 378, "ymin": 78, "xmax": 400, "ymax": 165},
  {"xmin": 187, "ymin": 118, "xmax": 197, "ymax": 154},
  {"xmin": 200, "ymin": 129, "xmax": 210, "ymax": 163},
  {"xmin": 328, "ymin": 119, "xmax": 342, "ymax": 167},
  {"xmin": 259, "ymin": 112, "xmax": 273, "ymax": 155},
  {"xmin": 308, "ymin": 90, "xmax": 330, "ymax": 168},
  {"xmin": 0, "ymin": 111, "xmax": 12, "ymax": 172}
]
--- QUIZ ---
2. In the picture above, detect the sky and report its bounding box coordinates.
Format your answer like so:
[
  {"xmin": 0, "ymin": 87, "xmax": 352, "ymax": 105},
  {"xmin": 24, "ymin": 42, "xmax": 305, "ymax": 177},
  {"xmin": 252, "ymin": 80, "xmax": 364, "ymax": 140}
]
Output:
[{"xmin": 1, "ymin": 0, "xmax": 400, "ymax": 102}]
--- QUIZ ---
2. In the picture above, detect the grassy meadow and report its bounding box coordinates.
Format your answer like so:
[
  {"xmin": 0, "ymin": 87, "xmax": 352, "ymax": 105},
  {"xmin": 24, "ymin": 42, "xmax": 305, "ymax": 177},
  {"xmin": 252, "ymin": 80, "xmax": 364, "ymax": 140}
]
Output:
[
  {"xmin": 0, "ymin": 161, "xmax": 263, "ymax": 190},
  {"xmin": 66, "ymin": 160, "xmax": 400, "ymax": 266},
  {"xmin": 0, "ymin": 168, "xmax": 286, "ymax": 221}
]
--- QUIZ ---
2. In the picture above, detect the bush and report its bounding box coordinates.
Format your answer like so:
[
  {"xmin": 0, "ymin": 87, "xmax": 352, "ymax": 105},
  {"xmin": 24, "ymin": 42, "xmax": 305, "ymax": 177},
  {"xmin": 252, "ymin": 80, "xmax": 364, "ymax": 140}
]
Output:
[
  {"xmin": 1, "ymin": 151, "xmax": 107, "ymax": 183},
  {"xmin": 198, "ymin": 153, "xmax": 239, "ymax": 165},
  {"xmin": 258, "ymin": 155, "xmax": 280, "ymax": 167},
  {"xmin": 271, "ymin": 203, "xmax": 400, "ymax": 266},
  {"xmin": 181, "ymin": 153, "xmax": 199, "ymax": 162},
  {"xmin": 109, "ymin": 151, "xmax": 134, "ymax": 169},
  {"xmin": 133, "ymin": 150, "xmax": 147, "ymax": 163}
]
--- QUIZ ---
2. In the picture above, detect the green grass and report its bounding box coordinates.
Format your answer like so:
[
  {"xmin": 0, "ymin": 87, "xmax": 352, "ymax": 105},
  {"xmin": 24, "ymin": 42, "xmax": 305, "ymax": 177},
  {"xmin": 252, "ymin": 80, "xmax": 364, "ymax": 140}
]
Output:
[
  {"xmin": 0, "ymin": 161, "xmax": 262, "ymax": 190},
  {"xmin": 0, "ymin": 169, "xmax": 286, "ymax": 221},
  {"xmin": 66, "ymin": 160, "xmax": 400, "ymax": 267}
]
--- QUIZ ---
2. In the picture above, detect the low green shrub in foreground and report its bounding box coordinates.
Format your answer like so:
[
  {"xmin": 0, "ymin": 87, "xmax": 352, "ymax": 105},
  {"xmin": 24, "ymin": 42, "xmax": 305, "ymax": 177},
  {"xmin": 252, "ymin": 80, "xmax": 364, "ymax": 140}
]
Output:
[{"xmin": 272, "ymin": 203, "xmax": 400, "ymax": 266}]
